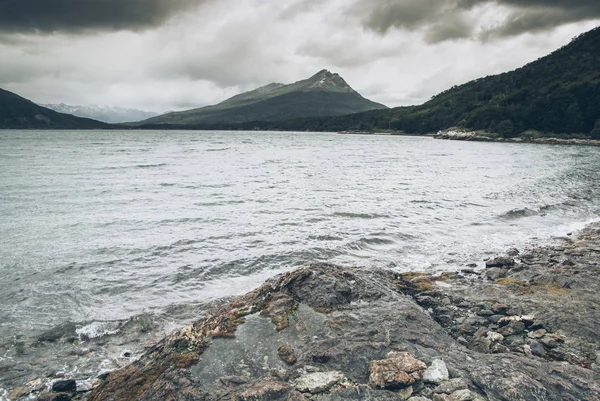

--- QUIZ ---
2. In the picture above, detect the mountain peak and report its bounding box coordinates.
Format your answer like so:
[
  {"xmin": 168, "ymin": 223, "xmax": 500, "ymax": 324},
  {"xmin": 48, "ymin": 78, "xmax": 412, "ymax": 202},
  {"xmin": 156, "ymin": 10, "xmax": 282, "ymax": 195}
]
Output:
[{"xmin": 305, "ymin": 69, "xmax": 354, "ymax": 93}]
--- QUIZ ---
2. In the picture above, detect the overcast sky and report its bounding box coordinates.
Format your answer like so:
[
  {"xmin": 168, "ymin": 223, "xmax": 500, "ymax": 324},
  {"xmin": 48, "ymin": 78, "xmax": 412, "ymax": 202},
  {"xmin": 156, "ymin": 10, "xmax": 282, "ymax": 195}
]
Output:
[{"xmin": 0, "ymin": 0, "xmax": 598, "ymax": 112}]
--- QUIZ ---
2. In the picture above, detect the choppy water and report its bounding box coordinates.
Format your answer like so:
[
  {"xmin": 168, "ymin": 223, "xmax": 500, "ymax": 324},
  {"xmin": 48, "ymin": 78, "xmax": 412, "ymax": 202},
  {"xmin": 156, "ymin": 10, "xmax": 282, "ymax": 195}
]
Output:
[{"xmin": 1, "ymin": 130, "xmax": 599, "ymax": 395}]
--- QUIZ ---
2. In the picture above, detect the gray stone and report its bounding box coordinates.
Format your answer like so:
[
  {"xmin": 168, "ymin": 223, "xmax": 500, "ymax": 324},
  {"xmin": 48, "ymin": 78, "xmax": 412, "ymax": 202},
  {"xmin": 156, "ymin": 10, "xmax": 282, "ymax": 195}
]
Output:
[
  {"xmin": 484, "ymin": 268, "xmax": 506, "ymax": 280},
  {"xmin": 529, "ymin": 341, "xmax": 547, "ymax": 357},
  {"xmin": 434, "ymin": 378, "xmax": 468, "ymax": 394},
  {"xmin": 422, "ymin": 359, "xmax": 449, "ymax": 385},
  {"xmin": 294, "ymin": 371, "xmax": 345, "ymax": 394},
  {"xmin": 486, "ymin": 256, "xmax": 515, "ymax": 268},
  {"xmin": 448, "ymin": 389, "xmax": 475, "ymax": 401}
]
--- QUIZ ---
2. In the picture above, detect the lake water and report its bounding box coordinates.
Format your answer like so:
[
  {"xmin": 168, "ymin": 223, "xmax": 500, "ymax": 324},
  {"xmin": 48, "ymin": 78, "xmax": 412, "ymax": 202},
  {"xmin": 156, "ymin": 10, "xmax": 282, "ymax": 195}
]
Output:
[{"xmin": 1, "ymin": 130, "xmax": 599, "ymax": 395}]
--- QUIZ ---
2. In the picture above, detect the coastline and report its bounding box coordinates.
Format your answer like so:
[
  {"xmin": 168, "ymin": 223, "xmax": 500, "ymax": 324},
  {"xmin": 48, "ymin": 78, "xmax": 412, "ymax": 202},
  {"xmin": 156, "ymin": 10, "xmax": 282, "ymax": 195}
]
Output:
[
  {"xmin": 435, "ymin": 130, "xmax": 600, "ymax": 147},
  {"xmin": 6, "ymin": 222, "xmax": 600, "ymax": 400}
]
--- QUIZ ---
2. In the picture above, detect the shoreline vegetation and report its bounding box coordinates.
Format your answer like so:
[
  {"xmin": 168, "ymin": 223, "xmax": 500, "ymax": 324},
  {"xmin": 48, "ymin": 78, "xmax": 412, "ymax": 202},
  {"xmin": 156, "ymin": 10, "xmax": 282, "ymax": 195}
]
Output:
[{"xmin": 12, "ymin": 222, "xmax": 600, "ymax": 400}]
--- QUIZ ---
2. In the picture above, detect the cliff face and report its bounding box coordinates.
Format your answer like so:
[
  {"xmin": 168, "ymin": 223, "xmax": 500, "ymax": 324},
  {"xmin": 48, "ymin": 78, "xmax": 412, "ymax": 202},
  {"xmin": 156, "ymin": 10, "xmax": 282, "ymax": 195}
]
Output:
[{"xmin": 79, "ymin": 223, "xmax": 600, "ymax": 401}]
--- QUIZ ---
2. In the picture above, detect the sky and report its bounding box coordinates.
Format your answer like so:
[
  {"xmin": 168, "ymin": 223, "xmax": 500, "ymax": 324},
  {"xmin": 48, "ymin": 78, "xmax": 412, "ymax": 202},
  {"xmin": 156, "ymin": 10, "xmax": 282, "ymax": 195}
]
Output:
[{"xmin": 0, "ymin": 0, "xmax": 598, "ymax": 113}]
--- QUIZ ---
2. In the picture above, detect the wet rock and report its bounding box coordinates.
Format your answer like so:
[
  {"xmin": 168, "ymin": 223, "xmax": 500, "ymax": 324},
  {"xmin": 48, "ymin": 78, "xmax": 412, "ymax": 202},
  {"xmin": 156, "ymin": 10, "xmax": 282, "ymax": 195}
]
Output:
[
  {"xmin": 37, "ymin": 322, "xmax": 77, "ymax": 343},
  {"xmin": 277, "ymin": 344, "xmax": 297, "ymax": 365},
  {"xmin": 485, "ymin": 256, "xmax": 514, "ymax": 268},
  {"xmin": 476, "ymin": 310, "xmax": 493, "ymax": 317},
  {"xmin": 8, "ymin": 386, "xmax": 31, "ymax": 400},
  {"xmin": 369, "ymin": 352, "xmax": 427, "ymax": 389},
  {"xmin": 294, "ymin": 371, "xmax": 344, "ymax": 394},
  {"xmin": 506, "ymin": 248, "xmax": 520, "ymax": 257},
  {"xmin": 38, "ymin": 393, "xmax": 73, "ymax": 401},
  {"xmin": 434, "ymin": 378, "xmax": 468, "ymax": 394},
  {"xmin": 484, "ymin": 268, "xmax": 506, "ymax": 281},
  {"xmin": 52, "ymin": 380, "xmax": 76, "ymax": 393},
  {"xmin": 422, "ymin": 359, "xmax": 449, "ymax": 385}
]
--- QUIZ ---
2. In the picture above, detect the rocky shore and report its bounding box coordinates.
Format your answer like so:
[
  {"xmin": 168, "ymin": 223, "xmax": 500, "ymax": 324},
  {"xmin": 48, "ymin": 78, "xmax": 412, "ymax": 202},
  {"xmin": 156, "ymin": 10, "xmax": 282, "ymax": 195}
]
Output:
[
  {"xmin": 435, "ymin": 130, "xmax": 600, "ymax": 147},
  {"xmin": 7, "ymin": 223, "xmax": 600, "ymax": 401}
]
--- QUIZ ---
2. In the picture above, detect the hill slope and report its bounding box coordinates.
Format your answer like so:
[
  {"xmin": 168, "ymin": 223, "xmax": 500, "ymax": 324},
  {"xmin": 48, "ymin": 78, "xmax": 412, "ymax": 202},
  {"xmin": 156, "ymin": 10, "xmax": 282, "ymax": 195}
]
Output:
[
  {"xmin": 0, "ymin": 88, "xmax": 109, "ymax": 129},
  {"xmin": 141, "ymin": 70, "xmax": 387, "ymax": 126},
  {"xmin": 245, "ymin": 26, "xmax": 600, "ymax": 137}
]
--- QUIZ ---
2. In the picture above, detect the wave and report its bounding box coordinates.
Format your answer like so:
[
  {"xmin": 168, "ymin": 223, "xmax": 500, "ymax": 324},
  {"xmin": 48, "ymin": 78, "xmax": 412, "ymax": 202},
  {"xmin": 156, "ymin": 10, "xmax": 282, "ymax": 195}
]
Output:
[
  {"xmin": 76, "ymin": 321, "xmax": 123, "ymax": 340},
  {"xmin": 332, "ymin": 212, "xmax": 390, "ymax": 219},
  {"xmin": 135, "ymin": 163, "xmax": 167, "ymax": 169},
  {"xmin": 205, "ymin": 148, "xmax": 231, "ymax": 152}
]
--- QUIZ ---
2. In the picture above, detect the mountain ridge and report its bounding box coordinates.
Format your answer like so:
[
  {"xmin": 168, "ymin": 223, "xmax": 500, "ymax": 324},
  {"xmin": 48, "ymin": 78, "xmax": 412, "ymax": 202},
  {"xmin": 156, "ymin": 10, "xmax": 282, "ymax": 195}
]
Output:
[
  {"xmin": 41, "ymin": 103, "xmax": 159, "ymax": 123},
  {"xmin": 0, "ymin": 88, "xmax": 109, "ymax": 129},
  {"xmin": 237, "ymin": 26, "xmax": 600, "ymax": 137},
  {"xmin": 140, "ymin": 70, "xmax": 387, "ymax": 126}
]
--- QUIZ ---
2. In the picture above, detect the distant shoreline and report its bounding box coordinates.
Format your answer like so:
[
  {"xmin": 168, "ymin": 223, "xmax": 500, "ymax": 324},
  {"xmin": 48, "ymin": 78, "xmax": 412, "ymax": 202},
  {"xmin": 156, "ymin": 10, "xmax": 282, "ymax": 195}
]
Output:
[{"xmin": 435, "ymin": 130, "xmax": 600, "ymax": 147}]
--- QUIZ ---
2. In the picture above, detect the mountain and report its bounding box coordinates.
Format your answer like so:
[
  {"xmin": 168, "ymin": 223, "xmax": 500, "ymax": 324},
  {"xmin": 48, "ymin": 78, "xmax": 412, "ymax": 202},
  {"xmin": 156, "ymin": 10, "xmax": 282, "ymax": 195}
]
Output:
[
  {"xmin": 238, "ymin": 26, "xmax": 600, "ymax": 138},
  {"xmin": 140, "ymin": 70, "xmax": 387, "ymax": 126},
  {"xmin": 0, "ymin": 88, "xmax": 109, "ymax": 129},
  {"xmin": 42, "ymin": 103, "xmax": 159, "ymax": 123}
]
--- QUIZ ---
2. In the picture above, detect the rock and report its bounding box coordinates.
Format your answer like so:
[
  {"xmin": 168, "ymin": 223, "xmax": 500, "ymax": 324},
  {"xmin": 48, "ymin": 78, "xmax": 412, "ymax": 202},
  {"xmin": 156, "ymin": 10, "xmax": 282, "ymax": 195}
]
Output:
[
  {"xmin": 434, "ymin": 378, "xmax": 468, "ymax": 394},
  {"xmin": 506, "ymin": 248, "xmax": 520, "ymax": 257},
  {"xmin": 369, "ymin": 352, "xmax": 427, "ymax": 389},
  {"xmin": 476, "ymin": 310, "xmax": 494, "ymax": 317},
  {"xmin": 484, "ymin": 268, "xmax": 506, "ymax": 281},
  {"xmin": 409, "ymin": 397, "xmax": 433, "ymax": 401},
  {"xmin": 277, "ymin": 344, "xmax": 297, "ymax": 365},
  {"xmin": 38, "ymin": 393, "xmax": 73, "ymax": 401},
  {"xmin": 448, "ymin": 389, "xmax": 475, "ymax": 401},
  {"xmin": 8, "ymin": 386, "xmax": 31, "ymax": 400},
  {"xmin": 432, "ymin": 395, "xmax": 450, "ymax": 401},
  {"xmin": 491, "ymin": 303, "xmax": 509, "ymax": 314},
  {"xmin": 529, "ymin": 341, "xmax": 547, "ymax": 357},
  {"xmin": 398, "ymin": 386, "xmax": 414, "ymax": 400},
  {"xmin": 485, "ymin": 256, "xmax": 514, "ymax": 268},
  {"xmin": 540, "ymin": 337, "xmax": 559, "ymax": 349},
  {"xmin": 422, "ymin": 359, "xmax": 449, "ymax": 385},
  {"xmin": 237, "ymin": 381, "xmax": 300, "ymax": 400},
  {"xmin": 485, "ymin": 331, "xmax": 504, "ymax": 342},
  {"xmin": 52, "ymin": 380, "xmax": 76, "ymax": 393},
  {"xmin": 497, "ymin": 321, "xmax": 525, "ymax": 336},
  {"xmin": 527, "ymin": 329, "xmax": 546, "ymax": 339},
  {"xmin": 294, "ymin": 371, "xmax": 344, "ymax": 394},
  {"xmin": 487, "ymin": 315, "xmax": 504, "ymax": 324}
]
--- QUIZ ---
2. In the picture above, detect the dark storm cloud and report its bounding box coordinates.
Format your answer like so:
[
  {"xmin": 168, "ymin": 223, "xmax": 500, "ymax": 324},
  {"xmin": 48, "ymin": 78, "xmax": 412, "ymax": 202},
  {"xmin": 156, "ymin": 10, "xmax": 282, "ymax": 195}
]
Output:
[
  {"xmin": 0, "ymin": 0, "xmax": 204, "ymax": 33},
  {"xmin": 359, "ymin": 0, "xmax": 600, "ymax": 41}
]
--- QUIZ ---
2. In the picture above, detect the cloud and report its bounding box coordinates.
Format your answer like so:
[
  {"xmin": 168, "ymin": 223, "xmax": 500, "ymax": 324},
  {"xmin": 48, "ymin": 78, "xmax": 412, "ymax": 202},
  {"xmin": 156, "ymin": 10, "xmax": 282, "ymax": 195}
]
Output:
[
  {"xmin": 355, "ymin": 0, "xmax": 600, "ymax": 41},
  {"xmin": 0, "ymin": 0, "xmax": 205, "ymax": 33}
]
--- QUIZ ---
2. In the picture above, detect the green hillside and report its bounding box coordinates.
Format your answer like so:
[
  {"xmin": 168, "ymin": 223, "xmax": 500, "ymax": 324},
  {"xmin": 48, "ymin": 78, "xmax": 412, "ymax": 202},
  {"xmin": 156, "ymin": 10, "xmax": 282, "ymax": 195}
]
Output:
[{"xmin": 0, "ymin": 88, "xmax": 109, "ymax": 129}]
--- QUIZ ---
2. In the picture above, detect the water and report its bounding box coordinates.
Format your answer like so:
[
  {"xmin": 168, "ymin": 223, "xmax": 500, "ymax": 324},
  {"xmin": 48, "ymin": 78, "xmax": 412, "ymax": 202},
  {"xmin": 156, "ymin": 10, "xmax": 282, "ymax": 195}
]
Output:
[{"xmin": 1, "ymin": 130, "xmax": 599, "ymax": 394}]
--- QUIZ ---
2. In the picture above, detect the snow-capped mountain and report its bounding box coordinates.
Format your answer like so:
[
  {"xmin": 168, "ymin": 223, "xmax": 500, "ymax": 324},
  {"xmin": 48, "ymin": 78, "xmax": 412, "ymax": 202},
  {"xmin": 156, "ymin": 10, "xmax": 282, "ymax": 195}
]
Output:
[{"xmin": 41, "ymin": 103, "xmax": 159, "ymax": 123}]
